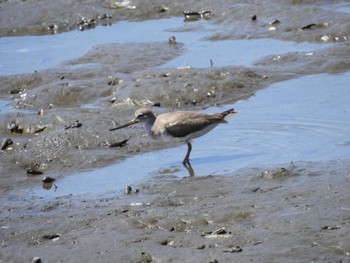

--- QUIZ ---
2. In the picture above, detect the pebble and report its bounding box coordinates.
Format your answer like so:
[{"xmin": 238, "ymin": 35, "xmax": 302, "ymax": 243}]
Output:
[
  {"xmin": 7, "ymin": 121, "xmax": 23, "ymax": 134},
  {"xmin": 183, "ymin": 10, "xmax": 211, "ymax": 21},
  {"xmin": 125, "ymin": 185, "xmax": 132, "ymax": 194},
  {"xmin": 108, "ymin": 138, "xmax": 129, "ymax": 148},
  {"xmin": 42, "ymin": 176, "xmax": 56, "ymax": 183},
  {"xmin": 1, "ymin": 138, "xmax": 13, "ymax": 150},
  {"xmin": 47, "ymin": 24, "xmax": 59, "ymax": 34},
  {"xmin": 223, "ymin": 246, "xmax": 243, "ymax": 253},
  {"xmin": 27, "ymin": 169, "xmax": 43, "ymax": 176},
  {"xmin": 168, "ymin": 36, "xmax": 176, "ymax": 45},
  {"xmin": 301, "ymin": 23, "xmax": 316, "ymax": 30},
  {"xmin": 64, "ymin": 120, "xmax": 83, "ymax": 130},
  {"xmin": 108, "ymin": 78, "xmax": 122, "ymax": 86},
  {"xmin": 269, "ymin": 18, "xmax": 281, "ymax": 25},
  {"xmin": 32, "ymin": 257, "xmax": 42, "ymax": 263},
  {"xmin": 321, "ymin": 225, "xmax": 340, "ymax": 230}
]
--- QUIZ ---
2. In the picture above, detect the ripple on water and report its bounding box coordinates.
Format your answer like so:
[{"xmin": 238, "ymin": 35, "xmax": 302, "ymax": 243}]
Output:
[
  {"xmin": 230, "ymin": 117, "xmax": 349, "ymax": 160},
  {"xmin": 215, "ymin": 72, "xmax": 350, "ymax": 164}
]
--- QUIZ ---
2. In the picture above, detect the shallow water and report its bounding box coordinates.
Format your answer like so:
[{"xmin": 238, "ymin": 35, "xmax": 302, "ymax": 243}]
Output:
[
  {"xmin": 0, "ymin": 17, "xmax": 333, "ymax": 76},
  {"xmin": 1, "ymin": 13, "xmax": 349, "ymax": 199},
  {"xmin": 162, "ymin": 38, "xmax": 333, "ymax": 68},
  {"xmin": 28, "ymin": 71, "xmax": 350, "ymax": 198}
]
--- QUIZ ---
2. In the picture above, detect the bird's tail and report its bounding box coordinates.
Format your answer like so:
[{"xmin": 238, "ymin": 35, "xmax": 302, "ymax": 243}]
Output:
[{"xmin": 221, "ymin": 108, "xmax": 238, "ymax": 118}]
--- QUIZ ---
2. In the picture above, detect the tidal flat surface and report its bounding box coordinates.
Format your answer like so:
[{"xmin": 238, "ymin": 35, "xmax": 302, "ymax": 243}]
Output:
[
  {"xmin": 26, "ymin": 71, "xmax": 350, "ymax": 198},
  {"xmin": 1, "ymin": 0, "xmax": 350, "ymax": 262}
]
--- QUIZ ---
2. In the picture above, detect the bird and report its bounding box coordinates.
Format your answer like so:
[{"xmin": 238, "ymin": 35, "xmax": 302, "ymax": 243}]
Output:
[{"xmin": 110, "ymin": 108, "xmax": 238, "ymax": 165}]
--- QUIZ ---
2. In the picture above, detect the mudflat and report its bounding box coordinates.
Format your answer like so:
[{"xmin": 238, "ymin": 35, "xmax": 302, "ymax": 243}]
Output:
[
  {"xmin": 1, "ymin": 0, "xmax": 350, "ymax": 262},
  {"xmin": 2, "ymin": 160, "xmax": 350, "ymax": 262}
]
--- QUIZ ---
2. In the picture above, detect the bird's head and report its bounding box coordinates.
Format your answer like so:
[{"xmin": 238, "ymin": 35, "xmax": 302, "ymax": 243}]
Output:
[{"xmin": 109, "ymin": 108, "xmax": 155, "ymax": 131}]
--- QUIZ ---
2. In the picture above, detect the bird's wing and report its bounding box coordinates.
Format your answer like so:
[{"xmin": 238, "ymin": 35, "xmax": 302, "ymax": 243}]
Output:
[{"xmin": 165, "ymin": 117, "xmax": 214, "ymax": 138}]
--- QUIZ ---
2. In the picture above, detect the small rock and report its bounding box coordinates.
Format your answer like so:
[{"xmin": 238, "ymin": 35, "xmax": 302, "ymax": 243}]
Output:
[
  {"xmin": 321, "ymin": 225, "xmax": 340, "ymax": 230},
  {"xmin": 168, "ymin": 36, "xmax": 176, "ymax": 45},
  {"xmin": 140, "ymin": 252, "xmax": 153, "ymax": 262},
  {"xmin": 154, "ymin": 5, "xmax": 168, "ymax": 13},
  {"xmin": 27, "ymin": 169, "xmax": 43, "ymax": 176},
  {"xmin": 223, "ymin": 246, "xmax": 243, "ymax": 253},
  {"xmin": 42, "ymin": 177, "xmax": 56, "ymax": 183},
  {"xmin": 108, "ymin": 138, "xmax": 129, "ymax": 148},
  {"xmin": 183, "ymin": 10, "xmax": 211, "ymax": 21},
  {"xmin": 184, "ymin": 11, "xmax": 201, "ymax": 21},
  {"xmin": 64, "ymin": 120, "xmax": 83, "ymax": 130},
  {"xmin": 124, "ymin": 185, "xmax": 132, "ymax": 194},
  {"xmin": 1, "ymin": 138, "xmax": 13, "ymax": 150},
  {"xmin": 32, "ymin": 256, "xmax": 42, "ymax": 263},
  {"xmin": 47, "ymin": 24, "xmax": 59, "ymax": 34},
  {"xmin": 212, "ymin": 228, "xmax": 227, "ymax": 235},
  {"xmin": 301, "ymin": 23, "xmax": 316, "ymax": 30},
  {"xmin": 251, "ymin": 14, "xmax": 257, "ymax": 21},
  {"xmin": 42, "ymin": 233, "xmax": 61, "ymax": 240},
  {"xmin": 7, "ymin": 121, "xmax": 23, "ymax": 134},
  {"xmin": 37, "ymin": 108, "xmax": 44, "ymax": 115},
  {"xmin": 159, "ymin": 239, "xmax": 169, "ymax": 245},
  {"xmin": 197, "ymin": 245, "xmax": 206, "ymax": 249},
  {"xmin": 34, "ymin": 126, "xmax": 47, "ymax": 133},
  {"xmin": 97, "ymin": 13, "xmax": 112, "ymax": 20},
  {"xmin": 108, "ymin": 78, "xmax": 122, "ymax": 86},
  {"xmin": 9, "ymin": 88, "xmax": 23, "ymax": 94},
  {"xmin": 269, "ymin": 18, "xmax": 280, "ymax": 25}
]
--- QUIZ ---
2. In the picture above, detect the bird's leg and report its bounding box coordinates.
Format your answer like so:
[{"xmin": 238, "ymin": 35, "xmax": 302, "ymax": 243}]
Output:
[{"xmin": 182, "ymin": 142, "xmax": 192, "ymax": 165}]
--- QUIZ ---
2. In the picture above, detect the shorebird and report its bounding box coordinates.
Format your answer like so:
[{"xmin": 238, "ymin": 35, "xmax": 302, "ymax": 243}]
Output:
[{"xmin": 110, "ymin": 108, "xmax": 238, "ymax": 165}]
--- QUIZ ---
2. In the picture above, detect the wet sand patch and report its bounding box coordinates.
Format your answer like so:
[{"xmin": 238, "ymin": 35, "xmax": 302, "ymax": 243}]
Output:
[
  {"xmin": 0, "ymin": 0, "xmax": 350, "ymax": 262},
  {"xmin": 1, "ymin": 160, "xmax": 349, "ymax": 262}
]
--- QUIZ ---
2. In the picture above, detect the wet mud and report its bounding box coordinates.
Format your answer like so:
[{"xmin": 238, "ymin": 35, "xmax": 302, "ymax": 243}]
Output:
[
  {"xmin": 1, "ymin": 0, "xmax": 350, "ymax": 43},
  {"xmin": 1, "ymin": 0, "xmax": 350, "ymax": 262},
  {"xmin": 1, "ymin": 39, "xmax": 349, "ymax": 189},
  {"xmin": 2, "ymin": 160, "xmax": 350, "ymax": 262}
]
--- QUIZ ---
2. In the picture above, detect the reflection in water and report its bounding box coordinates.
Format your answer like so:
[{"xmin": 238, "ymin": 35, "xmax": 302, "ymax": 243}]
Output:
[
  {"xmin": 184, "ymin": 163, "xmax": 195, "ymax": 177},
  {"xmin": 42, "ymin": 176, "xmax": 57, "ymax": 191},
  {"xmin": 27, "ymin": 72, "xmax": 350, "ymax": 198},
  {"xmin": 0, "ymin": 17, "xmax": 333, "ymax": 76},
  {"xmin": 42, "ymin": 182, "xmax": 54, "ymax": 190}
]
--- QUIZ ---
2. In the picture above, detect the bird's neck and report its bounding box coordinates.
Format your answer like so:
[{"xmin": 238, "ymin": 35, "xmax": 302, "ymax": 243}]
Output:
[{"xmin": 144, "ymin": 114, "xmax": 156, "ymax": 136}]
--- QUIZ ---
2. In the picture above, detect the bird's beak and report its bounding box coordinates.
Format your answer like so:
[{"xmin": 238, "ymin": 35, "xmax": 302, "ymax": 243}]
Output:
[{"xmin": 109, "ymin": 119, "xmax": 139, "ymax": 131}]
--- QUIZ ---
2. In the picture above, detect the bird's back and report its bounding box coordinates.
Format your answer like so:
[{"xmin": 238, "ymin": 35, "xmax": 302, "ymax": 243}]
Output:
[{"xmin": 152, "ymin": 111, "xmax": 229, "ymax": 139}]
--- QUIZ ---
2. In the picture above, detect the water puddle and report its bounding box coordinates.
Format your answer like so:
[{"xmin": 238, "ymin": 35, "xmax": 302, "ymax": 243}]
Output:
[
  {"xmin": 27, "ymin": 71, "xmax": 350, "ymax": 198},
  {"xmin": 0, "ymin": 17, "xmax": 189, "ymax": 75},
  {"xmin": 0, "ymin": 100, "xmax": 14, "ymax": 113},
  {"xmin": 0, "ymin": 99, "xmax": 33, "ymax": 114},
  {"xmin": 0, "ymin": 17, "xmax": 333, "ymax": 75},
  {"xmin": 323, "ymin": 2, "xmax": 350, "ymax": 13},
  {"xmin": 161, "ymin": 38, "xmax": 332, "ymax": 68}
]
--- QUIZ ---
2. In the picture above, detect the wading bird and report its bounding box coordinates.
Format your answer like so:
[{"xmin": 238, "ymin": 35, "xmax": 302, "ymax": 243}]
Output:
[{"xmin": 110, "ymin": 108, "xmax": 238, "ymax": 165}]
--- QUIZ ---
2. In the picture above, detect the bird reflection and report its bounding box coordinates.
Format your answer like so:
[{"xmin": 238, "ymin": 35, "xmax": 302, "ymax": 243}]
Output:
[{"xmin": 184, "ymin": 163, "xmax": 195, "ymax": 176}]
